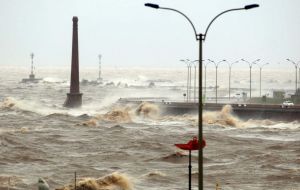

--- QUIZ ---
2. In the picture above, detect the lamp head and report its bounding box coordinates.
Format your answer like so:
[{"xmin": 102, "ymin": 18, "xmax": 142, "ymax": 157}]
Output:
[
  {"xmin": 145, "ymin": 3, "xmax": 160, "ymax": 9},
  {"xmin": 244, "ymin": 4, "xmax": 259, "ymax": 10}
]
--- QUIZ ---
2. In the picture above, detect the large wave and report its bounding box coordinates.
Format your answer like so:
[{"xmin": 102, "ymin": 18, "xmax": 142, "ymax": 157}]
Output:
[
  {"xmin": 203, "ymin": 105, "xmax": 242, "ymax": 127},
  {"xmin": 79, "ymin": 102, "xmax": 160, "ymax": 126}
]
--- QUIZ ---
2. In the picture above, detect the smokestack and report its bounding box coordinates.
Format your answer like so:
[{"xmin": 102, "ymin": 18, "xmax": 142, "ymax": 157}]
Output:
[{"xmin": 64, "ymin": 16, "xmax": 82, "ymax": 108}]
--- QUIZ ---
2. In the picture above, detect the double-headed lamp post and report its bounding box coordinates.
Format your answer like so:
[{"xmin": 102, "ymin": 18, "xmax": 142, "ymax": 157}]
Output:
[
  {"xmin": 145, "ymin": 3, "xmax": 259, "ymax": 190},
  {"xmin": 241, "ymin": 58, "xmax": 260, "ymax": 99},
  {"xmin": 286, "ymin": 59, "xmax": 300, "ymax": 93},
  {"xmin": 226, "ymin": 60, "xmax": 239, "ymax": 100},
  {"xmin": 208, "ymin": 59, "xmax": 226, "ymax": 103},
  {"xmin": 256, "ymin": 62, "xmax": 269, "ymax": 97}
]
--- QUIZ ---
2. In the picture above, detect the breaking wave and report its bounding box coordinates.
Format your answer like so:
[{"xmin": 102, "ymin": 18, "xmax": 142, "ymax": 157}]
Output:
[
  {"xmin": 0, "ymin": 97, "xmax": 62, "ymax": 116},
  {"xmin": 78, "ymin": 102, "xmax": 160, "ymax": 126},
  {"xmin": 202, "ymin": 105, "xmax": 299, "ymax": 129},
  {"xmin": 135, "ymin": 102, "xmax": 159, "ymax": 118},
  {"xmin": 77, "ymin": 103, "xmax": 300, "ymax": 130},
  {"xmin": 0, "ymin": 97, "xmax": 17, "ymax": 109},
  {"xmin": 143, "ymin": 171, "xmax": 166, "ymax": 178},
  {"xmin": 0, "ymin": 175, "xmax": 23, "ymax": 189},
  {"xmin": 96, "ymin": 108, "xmax": 133, "ymax": 123},
  {"xmin": 203, "ymin": 105, "xmax": 242, "ymax": 127},
  {"xmin": 56, "ymin": 172, "xmax": 133, "ymax": 190}
]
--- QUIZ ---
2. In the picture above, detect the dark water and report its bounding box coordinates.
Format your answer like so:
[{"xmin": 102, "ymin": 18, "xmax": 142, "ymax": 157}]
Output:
[{"xmin": 0, "ymin": 69, "xmax": 299, "ymax": 190}]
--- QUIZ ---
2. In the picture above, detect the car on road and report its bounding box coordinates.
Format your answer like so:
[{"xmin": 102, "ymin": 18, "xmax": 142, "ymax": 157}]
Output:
[{"xmin": 281, "ymin": 100, "xmax": 294, "ymax": 108}]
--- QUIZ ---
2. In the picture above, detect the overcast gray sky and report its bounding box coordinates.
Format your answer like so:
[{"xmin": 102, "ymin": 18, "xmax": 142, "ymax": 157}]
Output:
[{"xmin": 0, "ymin": 0, "xmax": 299, "ymax": 69}]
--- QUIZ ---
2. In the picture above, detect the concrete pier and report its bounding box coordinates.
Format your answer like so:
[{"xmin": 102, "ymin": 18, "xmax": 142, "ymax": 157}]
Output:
[
  {"xmin": 118, "ymin": 98, "xmax": 300, "ymax": 121},
  {"xmin": 64, "ymin": 16, "xmax": 82, "ymax": 108}
]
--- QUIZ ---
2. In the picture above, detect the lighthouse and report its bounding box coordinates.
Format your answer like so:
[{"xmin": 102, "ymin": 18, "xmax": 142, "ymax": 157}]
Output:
[{"xmin": 64, "ymin": 16, "xmax": 82, "ymax": 108}]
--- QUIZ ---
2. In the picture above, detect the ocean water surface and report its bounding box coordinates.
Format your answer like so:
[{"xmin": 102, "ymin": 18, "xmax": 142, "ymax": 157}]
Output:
[{"xmin": 0, "ymin": 67, "xmax": 299, "ymax": 190}]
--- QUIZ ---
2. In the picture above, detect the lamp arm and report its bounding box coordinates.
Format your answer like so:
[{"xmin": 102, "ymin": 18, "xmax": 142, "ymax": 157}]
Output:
[
  {"xmin": 204, "ymin": 8, "xmax": 244, "ymax": 41},
  {"xmin": 160, "ymin": 7, "xmax": 198, "ymax": 40}
]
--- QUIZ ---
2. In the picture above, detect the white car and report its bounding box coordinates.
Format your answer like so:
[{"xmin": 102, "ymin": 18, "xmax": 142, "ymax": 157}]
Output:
[{"xmin": 281, "ymin": 101, "xmax": 294, "ymax": 108}]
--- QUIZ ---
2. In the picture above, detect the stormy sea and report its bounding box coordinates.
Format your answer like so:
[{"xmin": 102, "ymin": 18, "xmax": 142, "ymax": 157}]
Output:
[{"xmin": 0, "ymin": 67, "xmax": 299, "ymax": 190}]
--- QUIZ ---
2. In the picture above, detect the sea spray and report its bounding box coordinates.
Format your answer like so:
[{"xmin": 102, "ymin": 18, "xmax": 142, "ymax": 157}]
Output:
[
  {"xmin": 55, "ymin": 172, "xmax": 133, "ymax": 190},
  {"xmin": 135, "ymin": 102, "xmax": 159, "ymax": 118},
  {"xmin": 203, "ymin": 105, "xmax": 242, "ymax": 127}
]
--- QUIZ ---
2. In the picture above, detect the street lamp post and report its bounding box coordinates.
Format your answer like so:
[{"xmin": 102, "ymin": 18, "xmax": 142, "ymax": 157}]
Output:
[
  {"xmin": 145, "ymin": 3, "xmax": 259, "ymax": 190},
  {"xmin": 181, "ymin": 59, "xmax": 191, "ymax": 102},
  {"xmin": 286, "ymin": 59, "xmax": 300, "ymax": 93},
  {"xmin": 241, "ymin": 59, "xmax": 260, "ymax": 99},
  {"xmin": 98, "ymin": 54, "xmax": 102, "ymax": 81},
  {"xmin": 256, "ymin": 62, "xmax": 269, "ymax": 97},
  {"xmin": 204, "ymin": 60, "xmax": 209, "ymax": 101},
  {"xmin": 226, "ymin": 60, "xmax": 239, "ymax": 100},
  {"xmin": 208, "ymin": 59, "xmax": 226, "ymax": 103},
  {"xmin": 192, "ymin": 60, "xmax": 199, "ymax": 102}
]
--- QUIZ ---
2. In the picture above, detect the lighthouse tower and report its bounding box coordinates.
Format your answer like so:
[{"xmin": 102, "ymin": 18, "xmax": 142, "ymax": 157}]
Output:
[{"xmin": 64, "ymin": 16, "xmax": 82, "ymax": 108}]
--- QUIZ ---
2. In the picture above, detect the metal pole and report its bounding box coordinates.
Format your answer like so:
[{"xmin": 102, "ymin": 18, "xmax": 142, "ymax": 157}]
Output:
[
  {"xmin": 296, "ymin": 66, "xmax": 298, "ymax": 93},
  {"xmin": 75, "ymin": 172, "xmax": 77, "ymax": 190},
  {"xmin": 194, "ymin": 65, "xmax": 197, "ymax": 102},
  {"xmin": 198, "ymin": 34, "xmax": 203, "ymax": 190},
  {"xmin": 260, "ymin": 67, "xmax": 262, "ymax": 97},
  {"xmin": 296, "ymin": 66, "xmax": 300, "ymax": 93},
  {"xmin": 186, "ymin": 65, "xmax": 189, "ymax": 102},
  {"xmin": 215, "ymin": 66, "xmax": 218, "ymax": 103},
  {"xmin": 227, "ymin": 60, "xmax": 238, "ymax": 100},
  {"xmin": 286, "ymin": 59, "xmax": 298, "ymax": 93},
  {"xmin": 7, "ymin": 177, "xmax": 10, "ymax": 190},
  {"xmin": 229, "ymin": 66, "xmax": 231, "ymax": 100},
  {"xmin": 204, "ymin": 65, "xmax": 207, "ymax": 101},
  {"xmin": 189, "ymin": 150, "xmax": 192, "ymax": 190},
  {"xmin": 298, "ymin": 67, "xmax": 300, "ymax": 92},
  {"xmin": 189, "ymin": 65, "xmax": 192, "ymax": 101},
  {"xmin": 30, "ymin": 53, "xmax": 34, "ymax": 75},
  {"xmin": 250, "ymin": 66, "xmax": 252, "ymax": 99},
  {"xmin": 98, "ymin": 54, "xmax": 102, "ymax": 80}
]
